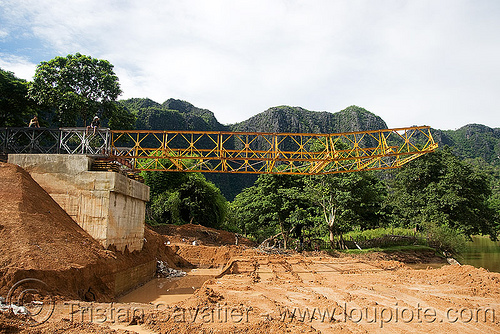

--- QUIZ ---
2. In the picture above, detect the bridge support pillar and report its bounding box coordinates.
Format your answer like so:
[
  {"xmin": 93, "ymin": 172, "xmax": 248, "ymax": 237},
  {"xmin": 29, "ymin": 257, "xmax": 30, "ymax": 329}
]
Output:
[{"xmin": 8, "ymin": 154, "xmax": 149, "ymax": 252}]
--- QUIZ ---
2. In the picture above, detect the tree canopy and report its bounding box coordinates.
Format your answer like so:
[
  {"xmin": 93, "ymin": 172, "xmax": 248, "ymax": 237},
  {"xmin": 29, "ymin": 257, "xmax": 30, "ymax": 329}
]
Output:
[
  {"xmin": 230, "ymin": 174, "xmax": 314, "ymax": 248},
  {"xmin": 390, "ymin": 147, "xmax": 498, "ymax": 239},
  {"xmin": 143, "ymin": 169, "xmax": 228, "ymax": 229},
  {"xmin": 229, "ymin": 172, "xmax": 386, "ymax": 249},
  {"xmin": 27, "ymin": 53, "xmax": 122, "ymax": 126},
  {"xmin": 0, "ymin": 68, "xmax": 37, "ymax": 127},
  {"xmin": 305, "ymin": 171, "xmax": 386, "ymax": 249}
]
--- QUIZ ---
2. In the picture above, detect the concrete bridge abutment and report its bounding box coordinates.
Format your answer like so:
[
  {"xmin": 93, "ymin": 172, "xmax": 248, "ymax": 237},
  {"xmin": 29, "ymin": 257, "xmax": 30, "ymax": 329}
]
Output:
[{"xmin": 8, "ymin": 154, "xmax": 149, "ymax": 252}]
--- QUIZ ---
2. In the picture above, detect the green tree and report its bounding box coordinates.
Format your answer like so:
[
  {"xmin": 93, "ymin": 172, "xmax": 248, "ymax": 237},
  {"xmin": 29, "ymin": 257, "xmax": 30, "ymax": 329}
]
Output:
[
  {"xmin": 228, "ymin": 186, "xmax": 267, "ymax": 237},
  {"xmin": 28, "ymin": 53, "xmax": 122, "ymax": 126},
  {"xmin": 464, "ymin": 158, "xmax": 500, "ymax": 234},
  {"xmin": 178, "ymin": 173, "xmax": 228, "ymax": 228},
  {"xmin": 305, "ymin": 172, "xmax": 386, "ymax": 249},
  {"xmin": 142, "ymin": 168, "xmax": 189, "ymax": 198},
  {"xmin": 150, "ymin": 190, "xmax": 183, "ymax": 225},
  {"xmin": 231, "ymin": 174, "xmax": 313, "ymax": 248},
  {"xmin": 0, "ymin": 68, "xmax": 37, "ymax": 126},
  {"xmin": 143, "ymin": 169, "xmax": 228, "ymax": 229},
  {"xmin": 390, "ymin": 147, "xmax": 498, "ymax": 239}
]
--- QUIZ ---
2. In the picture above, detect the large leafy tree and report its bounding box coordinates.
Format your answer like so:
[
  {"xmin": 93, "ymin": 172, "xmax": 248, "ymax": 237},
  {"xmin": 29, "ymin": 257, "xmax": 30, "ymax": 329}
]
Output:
[
  {"xmin": 231, "ymin": 174, "xmax": 315, "ymax": 248},
  {"xmin": 305, "ymin": 172, "xmax": 386, "ymax": 249},
  {"xmin": 143, "ymin": 169, "xmax": 228, "ymax": 229},
  {"xmin": 27, "ymin": 53, "xmax": 122, "ymax": 126},
  {"xmin": 228, "ymin": 186, "xmax": 264, "ymax": 237},
  {"xmin": 0, "ymin": 68, "xmax": 37, "ymax": 126},
  {"xmin": 390, "ymin": 147, "xmax": 498, "ymax": 239},
  {"xmin": 177, "ymin": 173, "xmax": 228, "ymax": 228},
  {"xmin": 464, "ymin": 158, "xmax": 500, "ymax": 234}
]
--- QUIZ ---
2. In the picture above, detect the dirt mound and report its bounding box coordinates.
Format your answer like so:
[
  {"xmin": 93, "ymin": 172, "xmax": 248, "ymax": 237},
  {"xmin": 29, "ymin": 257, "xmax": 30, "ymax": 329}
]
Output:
[
  {"xmin": 0, "ymin": 162, "xmax": 189, "ymax": 301},
  {"xmin": 0, "ymin": 313, "xmax": 129, "ymax": 334},
  {"xmin": 401, "ymin": 264, "xmax": 500, "ymax": 297},
  {"xmin": 152, "ymin": 223, "xmax": 255, "ymax": 247},
  {"xmin": 0, "ymin": 162, "xmax": 116, "ymax": 300},
  {"xmin": 0, "ymin": 163, "xmax": 112, "ymax": 271},
  {"xmin": 136, "ymin": 227, "xmax": 192, "ymax": 270},
  {"xmin": 173, "ymin": 244, "xmax": 263, "ymax": 268}
]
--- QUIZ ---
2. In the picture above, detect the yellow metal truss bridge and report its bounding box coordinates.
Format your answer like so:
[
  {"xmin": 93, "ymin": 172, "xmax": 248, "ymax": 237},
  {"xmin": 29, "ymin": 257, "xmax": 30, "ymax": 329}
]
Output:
[{"xmin": 109, "ymin": 126, "xmax": 438, "ymax": 175}]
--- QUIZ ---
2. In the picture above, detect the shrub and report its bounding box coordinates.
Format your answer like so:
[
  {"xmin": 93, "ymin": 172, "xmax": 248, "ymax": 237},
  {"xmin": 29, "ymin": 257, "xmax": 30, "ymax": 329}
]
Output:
[{"xmin": 422, "ymin": 221, "xmax": 467, "ymax": 255}]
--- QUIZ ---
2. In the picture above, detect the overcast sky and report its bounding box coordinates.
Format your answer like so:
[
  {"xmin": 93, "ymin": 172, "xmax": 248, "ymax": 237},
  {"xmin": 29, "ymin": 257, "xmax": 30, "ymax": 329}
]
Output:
[{"xmin": 1, "ymin": 0, "xmax": 499, "ymax": 130}]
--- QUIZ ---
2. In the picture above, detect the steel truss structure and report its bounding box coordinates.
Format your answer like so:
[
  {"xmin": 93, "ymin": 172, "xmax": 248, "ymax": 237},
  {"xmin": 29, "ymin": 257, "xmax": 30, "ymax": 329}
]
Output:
[
  {"xmin": 109, "ymin": 126, "xmax": 438, "ymax": 175},
  {"xmin": 0, "ymin": 127, "xmax": 110, "ymax": 156}
]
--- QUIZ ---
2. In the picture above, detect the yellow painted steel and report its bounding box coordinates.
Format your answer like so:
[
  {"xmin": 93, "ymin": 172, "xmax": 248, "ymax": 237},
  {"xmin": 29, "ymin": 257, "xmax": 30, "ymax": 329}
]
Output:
[{"xmin": 109, "ymin": 126, "xmax": 438, "ymax": 175}]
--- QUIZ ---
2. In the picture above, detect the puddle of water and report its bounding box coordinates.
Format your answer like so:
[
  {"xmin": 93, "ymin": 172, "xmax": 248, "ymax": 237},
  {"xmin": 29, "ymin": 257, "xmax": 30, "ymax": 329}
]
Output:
[
  {"xmin": 406, "ymin": 263, "xmax": 448, "ymax": 270},
  {"xmin": 118, "ymin": 268, "xmax": 220, "ymax": 304}
]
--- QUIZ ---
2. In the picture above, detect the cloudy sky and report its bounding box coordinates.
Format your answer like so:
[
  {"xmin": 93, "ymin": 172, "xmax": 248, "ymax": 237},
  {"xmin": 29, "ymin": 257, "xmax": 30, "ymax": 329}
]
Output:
[{"xmin": 0, "ymin": 0, "xmax": 499, "ymax": 129}]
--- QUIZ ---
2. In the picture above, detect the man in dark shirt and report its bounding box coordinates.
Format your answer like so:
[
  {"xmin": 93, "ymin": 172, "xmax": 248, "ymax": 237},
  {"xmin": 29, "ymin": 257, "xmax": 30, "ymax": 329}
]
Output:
[{"xmin": 87, "ymin": 116, "xmax": 100, "ymax": 135}]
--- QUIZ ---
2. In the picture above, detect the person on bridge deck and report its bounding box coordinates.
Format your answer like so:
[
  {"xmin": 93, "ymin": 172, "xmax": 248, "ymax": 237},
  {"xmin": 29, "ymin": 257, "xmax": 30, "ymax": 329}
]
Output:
[
  {"xmin": 87, "ymin": 116, "xmax": 100, "ymax": 135},
  {"xmin": 28, "ymin": 116, "xmax": 39, "ymax": 127}
]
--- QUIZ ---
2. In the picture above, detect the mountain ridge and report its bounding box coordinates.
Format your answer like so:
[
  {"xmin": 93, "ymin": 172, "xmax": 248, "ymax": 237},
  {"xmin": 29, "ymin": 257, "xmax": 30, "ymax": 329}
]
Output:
[{"xmin": 230, "ymin": 105, "xmax": 388, "ymax": 134}]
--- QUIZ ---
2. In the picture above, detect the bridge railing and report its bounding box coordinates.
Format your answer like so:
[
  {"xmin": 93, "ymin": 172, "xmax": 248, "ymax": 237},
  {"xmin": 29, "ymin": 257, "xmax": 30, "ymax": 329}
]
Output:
[{"xmin": 0, "ymin": 127, "xmax": 110, "ymax": 156}]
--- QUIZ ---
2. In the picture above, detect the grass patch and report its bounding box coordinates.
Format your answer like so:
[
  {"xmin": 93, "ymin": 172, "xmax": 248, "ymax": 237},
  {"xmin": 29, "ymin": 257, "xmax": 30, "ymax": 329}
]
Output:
[
  {"xmin": 344, "ymin": 227, "xmax": 416, "ymax": 240},
  {"xmin": 339, "ymin": 245, "xmax": 437, "ymax": 254}
]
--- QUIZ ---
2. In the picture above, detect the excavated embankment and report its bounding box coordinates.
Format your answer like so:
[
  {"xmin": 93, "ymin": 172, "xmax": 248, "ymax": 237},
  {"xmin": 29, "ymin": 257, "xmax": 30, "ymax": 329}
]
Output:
[{"xmin": 0, "ymin": 162, "xmax": 189, "ymax": 302}]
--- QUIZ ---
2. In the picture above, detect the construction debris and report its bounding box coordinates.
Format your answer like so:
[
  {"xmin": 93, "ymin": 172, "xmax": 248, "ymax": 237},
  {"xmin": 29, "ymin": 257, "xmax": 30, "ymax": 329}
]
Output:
[{"xmin": 156, "ymin": 261, "xmax": 186, "ymax": 278}]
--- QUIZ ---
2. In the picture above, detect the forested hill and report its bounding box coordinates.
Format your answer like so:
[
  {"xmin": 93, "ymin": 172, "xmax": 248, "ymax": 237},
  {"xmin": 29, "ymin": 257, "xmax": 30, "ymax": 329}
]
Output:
[
  {"xmin": 119, "ymin": 98, "xmax": 228, "ymax": 131},
  {"xmin": 434, "ymin": 124, "xmax": 500, "ymax": 165},
  {"xmin": 120, "ymin": 98, "xmax": 388, "ymax": 134},
  {"xmin": 231, "ymin": 105, "xmax": 388, "ymax": 134}
]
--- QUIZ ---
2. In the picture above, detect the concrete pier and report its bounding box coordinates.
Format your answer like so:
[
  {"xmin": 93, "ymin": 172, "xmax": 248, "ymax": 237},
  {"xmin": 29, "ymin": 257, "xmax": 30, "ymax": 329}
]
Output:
[{"xmin": 8, "ymin": 154, "xmax": 149, "ymax": 252}]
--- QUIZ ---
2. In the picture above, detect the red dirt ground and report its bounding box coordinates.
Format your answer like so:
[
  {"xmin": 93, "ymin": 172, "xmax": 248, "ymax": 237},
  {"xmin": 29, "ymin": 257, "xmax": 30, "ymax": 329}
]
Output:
[
  {"xmin": 1, "ymin": 162, "xmax": 500, "ymax": 333},
  {"xmin": 152, "ymin": 223, "xmax": 255, "ymax": 247}
]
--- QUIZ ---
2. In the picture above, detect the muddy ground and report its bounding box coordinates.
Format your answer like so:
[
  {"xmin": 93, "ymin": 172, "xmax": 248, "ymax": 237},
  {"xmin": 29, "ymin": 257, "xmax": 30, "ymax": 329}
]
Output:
[
  {"xmin": 1, "ymin": 162, "xmax": 500, "ymax": 333},
  {"xmin": 2, "ymin": 249, "xmax": 500, "ymax": 334}
]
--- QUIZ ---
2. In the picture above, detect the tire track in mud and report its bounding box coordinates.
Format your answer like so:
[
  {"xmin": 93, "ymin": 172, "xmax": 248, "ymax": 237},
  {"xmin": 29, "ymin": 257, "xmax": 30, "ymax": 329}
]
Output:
[
  {"xmin": 209, "ymin": 255, "xmax": 500, "ymax": 333},
  {"xmin": 213, "ymin": 256, "xmax": 379, "ymax": 332}
]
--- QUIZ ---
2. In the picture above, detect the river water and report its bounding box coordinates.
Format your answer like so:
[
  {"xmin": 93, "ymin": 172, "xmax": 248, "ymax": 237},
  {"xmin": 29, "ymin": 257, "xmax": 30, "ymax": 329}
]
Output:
[{"xmin": 458, "ymin": 235, "xmax": 500, "ymax": 273}]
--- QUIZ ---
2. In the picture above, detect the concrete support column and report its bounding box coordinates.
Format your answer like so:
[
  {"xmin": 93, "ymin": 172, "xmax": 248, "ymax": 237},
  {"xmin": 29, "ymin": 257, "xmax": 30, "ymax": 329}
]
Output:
[{"xmin": 8, "ymin": 154, "xmax": 150, "ymax": 252}]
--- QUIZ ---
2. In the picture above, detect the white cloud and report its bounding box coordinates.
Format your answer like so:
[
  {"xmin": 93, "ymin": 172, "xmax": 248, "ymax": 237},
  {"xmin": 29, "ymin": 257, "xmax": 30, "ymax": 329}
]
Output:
[
  {"xmin": 1, "ymin": 0, "xmax": 500, "ymax": 129},
  {"xmin": 0, "ymin": 54, "xmax": 36, "ymax": 80}
]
